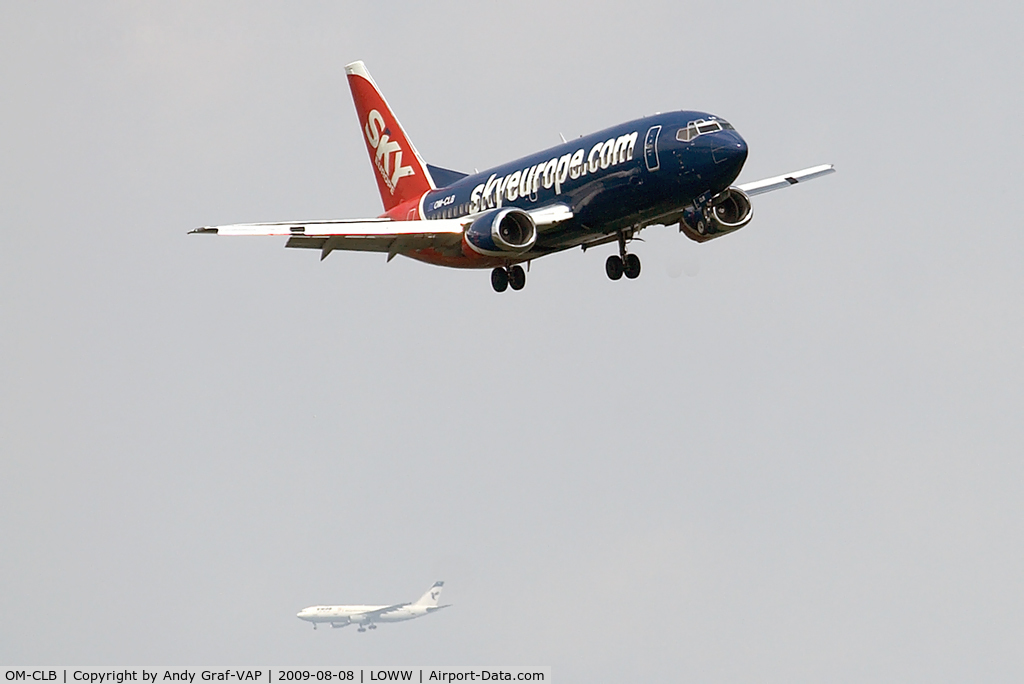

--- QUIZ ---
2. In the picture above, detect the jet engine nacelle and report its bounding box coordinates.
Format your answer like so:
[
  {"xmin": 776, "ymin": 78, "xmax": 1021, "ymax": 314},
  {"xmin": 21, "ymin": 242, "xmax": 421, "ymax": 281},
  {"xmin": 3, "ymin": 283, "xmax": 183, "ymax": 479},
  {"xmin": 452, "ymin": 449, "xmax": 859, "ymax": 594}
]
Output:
[
  {"xmin": 463, "ymin": 207, "xmax": 537, "ymax": 257},
  {"xmin": 679, "ymin": 187, "xmax": 753, "ymax": 243}
]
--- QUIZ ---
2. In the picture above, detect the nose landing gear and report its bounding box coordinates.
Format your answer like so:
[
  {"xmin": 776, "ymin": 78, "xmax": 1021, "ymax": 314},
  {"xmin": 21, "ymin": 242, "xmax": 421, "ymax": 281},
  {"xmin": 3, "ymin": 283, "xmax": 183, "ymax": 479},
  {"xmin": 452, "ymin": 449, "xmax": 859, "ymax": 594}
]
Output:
[
  {"xmin": 491, "ymin": 264, "xmax": 527, "ymax": 292},
  {"xmin": 605, "ymin": 231, "xmax": 641, "ymax": 281}
]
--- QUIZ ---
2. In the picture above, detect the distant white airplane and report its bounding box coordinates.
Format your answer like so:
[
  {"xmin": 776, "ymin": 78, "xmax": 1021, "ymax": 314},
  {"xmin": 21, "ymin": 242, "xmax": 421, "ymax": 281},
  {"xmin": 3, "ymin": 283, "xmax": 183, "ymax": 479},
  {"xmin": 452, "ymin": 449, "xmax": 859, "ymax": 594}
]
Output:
[{"xmin": 297, "ymin": 581, "xmax": 449, "ymax": 631}]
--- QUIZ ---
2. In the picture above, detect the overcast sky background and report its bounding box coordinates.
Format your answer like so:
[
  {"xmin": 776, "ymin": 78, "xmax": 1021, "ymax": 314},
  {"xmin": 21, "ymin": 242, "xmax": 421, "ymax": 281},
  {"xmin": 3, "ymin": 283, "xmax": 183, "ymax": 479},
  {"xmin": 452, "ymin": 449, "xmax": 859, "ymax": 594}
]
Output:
[{"xmin": 2, "ymin": 1, "xmax": 1022, "ymax": 681}]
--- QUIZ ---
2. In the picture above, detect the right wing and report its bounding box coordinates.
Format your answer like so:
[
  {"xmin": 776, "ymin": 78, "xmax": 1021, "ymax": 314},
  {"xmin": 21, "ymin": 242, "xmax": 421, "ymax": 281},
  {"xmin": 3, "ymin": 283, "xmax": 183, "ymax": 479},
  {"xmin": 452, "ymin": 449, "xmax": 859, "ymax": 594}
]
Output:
[
  {"xmin": 737, "ymin": 164, "xmax": 835, "ymax": 197},
  {"xmin": 358, "ymin": 602, "xmax": 410, "ymax": 619}
]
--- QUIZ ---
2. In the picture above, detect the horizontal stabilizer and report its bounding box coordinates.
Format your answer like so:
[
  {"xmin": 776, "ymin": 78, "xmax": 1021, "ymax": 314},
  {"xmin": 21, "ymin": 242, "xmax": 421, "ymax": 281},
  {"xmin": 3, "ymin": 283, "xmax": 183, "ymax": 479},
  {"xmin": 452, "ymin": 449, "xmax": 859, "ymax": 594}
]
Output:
[
  {"xmin": 737, "ymin": 164, "xmax": 835, "ymax": 197},
  {"xmin": 427, "ymin": 164, "xmax": 469, "ymax": 188}
]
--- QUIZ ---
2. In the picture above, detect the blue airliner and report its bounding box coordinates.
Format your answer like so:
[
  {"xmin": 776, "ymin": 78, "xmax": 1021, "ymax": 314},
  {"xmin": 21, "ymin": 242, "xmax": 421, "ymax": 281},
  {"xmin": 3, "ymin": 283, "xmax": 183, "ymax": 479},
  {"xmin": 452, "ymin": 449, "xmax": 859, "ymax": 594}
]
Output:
[{"xmin": 192, "ymin": 61, "xmax": 834, "ymax": 292}]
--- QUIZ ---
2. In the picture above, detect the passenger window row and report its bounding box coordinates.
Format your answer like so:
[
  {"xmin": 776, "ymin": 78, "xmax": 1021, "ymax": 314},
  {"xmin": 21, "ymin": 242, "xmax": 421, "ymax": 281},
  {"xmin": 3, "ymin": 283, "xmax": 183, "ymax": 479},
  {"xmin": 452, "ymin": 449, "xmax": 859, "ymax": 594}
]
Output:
[{"xmin": 432, "ymin": 203, "xmax": 470, "ymax": 220}]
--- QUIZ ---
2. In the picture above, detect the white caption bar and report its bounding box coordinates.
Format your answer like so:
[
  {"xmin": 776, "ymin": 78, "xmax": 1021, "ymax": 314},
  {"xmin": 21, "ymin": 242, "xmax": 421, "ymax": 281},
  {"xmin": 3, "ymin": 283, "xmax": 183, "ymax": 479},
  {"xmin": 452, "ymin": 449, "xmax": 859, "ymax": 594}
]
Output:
[{"xmin": 0, "ymin": 669, "xmax": 551, "ymax": 684}]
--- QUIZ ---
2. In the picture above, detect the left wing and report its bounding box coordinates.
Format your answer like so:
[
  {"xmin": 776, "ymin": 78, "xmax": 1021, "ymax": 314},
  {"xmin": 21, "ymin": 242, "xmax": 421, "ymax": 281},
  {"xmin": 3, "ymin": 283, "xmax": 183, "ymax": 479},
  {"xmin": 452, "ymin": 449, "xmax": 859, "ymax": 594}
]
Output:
[
  {"xmin": 190, "ymin": 218, "xmax": 468, "ymax": 261},
  {"xmin": 737, "ymin": 164, "xmax": 835, "ymax": 197},
  {"xmin": 189, "ymin": 203, "xmax": 575, "ymax": 262}
]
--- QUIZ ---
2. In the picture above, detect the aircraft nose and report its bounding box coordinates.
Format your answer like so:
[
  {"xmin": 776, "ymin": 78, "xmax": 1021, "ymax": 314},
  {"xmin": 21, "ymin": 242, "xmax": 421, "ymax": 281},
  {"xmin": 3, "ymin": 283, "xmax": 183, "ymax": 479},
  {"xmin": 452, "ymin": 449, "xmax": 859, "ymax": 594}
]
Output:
[
  {"xmin": 712, "ymin": 131, "xmax": 747, "ymax": 165},
  {"xmin": 711, "ymin": 131, "xmax": 748, "ymax": 182}
]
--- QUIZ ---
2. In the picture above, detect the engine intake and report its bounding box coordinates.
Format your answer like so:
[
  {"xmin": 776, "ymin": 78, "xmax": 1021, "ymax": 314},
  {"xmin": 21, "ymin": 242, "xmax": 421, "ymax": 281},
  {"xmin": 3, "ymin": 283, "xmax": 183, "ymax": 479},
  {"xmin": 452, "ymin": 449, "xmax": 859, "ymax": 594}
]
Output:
[
  {"xmin": 463, "ymin": 208, "xmax": 537, "ymax": 257},
  {"xmin": 679, "ymin": 187, "xmax": 753, "ymax": 243}
]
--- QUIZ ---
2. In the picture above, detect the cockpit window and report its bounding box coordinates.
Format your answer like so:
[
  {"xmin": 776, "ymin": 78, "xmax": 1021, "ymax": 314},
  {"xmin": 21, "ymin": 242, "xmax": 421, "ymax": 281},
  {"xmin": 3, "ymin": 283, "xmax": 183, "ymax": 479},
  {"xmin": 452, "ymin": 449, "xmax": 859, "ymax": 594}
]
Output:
[{"xmin": 676, "ymin": 118, "xmax": 732, "ymax": 142}]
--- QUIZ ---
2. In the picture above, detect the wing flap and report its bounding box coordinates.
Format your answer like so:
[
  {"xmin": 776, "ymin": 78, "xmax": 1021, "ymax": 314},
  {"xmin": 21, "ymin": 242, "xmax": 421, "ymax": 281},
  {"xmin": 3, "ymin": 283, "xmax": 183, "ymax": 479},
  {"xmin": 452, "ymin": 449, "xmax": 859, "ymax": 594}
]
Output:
[
  {"xmin": 737, "ymin": 164, "xmax": 835, "ymax": 197},
  {"xmin": 285, "ymin": 236, "xmax": 388, "ymax": 252}
]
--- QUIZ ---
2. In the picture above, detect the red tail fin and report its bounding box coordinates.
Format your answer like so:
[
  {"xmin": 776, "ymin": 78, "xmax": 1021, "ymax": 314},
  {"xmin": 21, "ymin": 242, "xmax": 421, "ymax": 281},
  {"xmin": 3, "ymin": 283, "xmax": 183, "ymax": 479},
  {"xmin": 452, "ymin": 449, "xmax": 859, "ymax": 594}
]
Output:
[{"xmin": 345, "ymin": 61, "xmax": 435, "ymax": 212}]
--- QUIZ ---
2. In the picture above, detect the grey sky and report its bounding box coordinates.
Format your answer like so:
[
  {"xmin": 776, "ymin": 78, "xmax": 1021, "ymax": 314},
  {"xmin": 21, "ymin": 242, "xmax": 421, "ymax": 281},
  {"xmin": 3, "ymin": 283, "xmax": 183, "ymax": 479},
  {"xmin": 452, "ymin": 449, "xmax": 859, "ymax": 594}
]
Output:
[{"xmin": 2, "ymin": 1, "xmax": 1022, "ymax": 680}]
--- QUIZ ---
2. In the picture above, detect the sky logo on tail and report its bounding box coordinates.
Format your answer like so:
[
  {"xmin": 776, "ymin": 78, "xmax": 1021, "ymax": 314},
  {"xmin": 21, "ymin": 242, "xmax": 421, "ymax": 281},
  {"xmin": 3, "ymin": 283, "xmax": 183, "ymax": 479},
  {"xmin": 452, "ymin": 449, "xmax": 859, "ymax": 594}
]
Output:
[{"xmin": 364, "ymin": 109, "xmax": 415, "ymax": 194}]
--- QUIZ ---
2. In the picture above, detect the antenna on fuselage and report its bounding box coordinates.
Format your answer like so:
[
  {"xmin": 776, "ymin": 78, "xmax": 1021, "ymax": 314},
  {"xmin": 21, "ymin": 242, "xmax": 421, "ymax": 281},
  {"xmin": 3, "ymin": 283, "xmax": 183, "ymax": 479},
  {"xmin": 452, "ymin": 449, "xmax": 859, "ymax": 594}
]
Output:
[{"xmin": 559, "ymin": 132, "xmax": 567, "ymax": 143}]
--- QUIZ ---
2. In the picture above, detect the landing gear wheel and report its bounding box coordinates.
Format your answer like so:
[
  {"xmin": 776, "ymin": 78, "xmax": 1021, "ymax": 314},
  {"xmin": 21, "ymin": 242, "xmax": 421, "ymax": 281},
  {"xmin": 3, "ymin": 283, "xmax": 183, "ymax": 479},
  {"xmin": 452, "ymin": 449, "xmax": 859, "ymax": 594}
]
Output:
[
  {"xmin": 491, "ymin": 267, "xmax": 508, "ymax": 292},
  {"xmin": 508, "ymin": 265, "xmax": 526, "ymax": 290},
  {"xmin": 624, "ymin": 253, "xmax": 641, "ymax": 279},
  {"xmin": 605, "ymin": 255, "xmax": 624, "ymax": 280}
]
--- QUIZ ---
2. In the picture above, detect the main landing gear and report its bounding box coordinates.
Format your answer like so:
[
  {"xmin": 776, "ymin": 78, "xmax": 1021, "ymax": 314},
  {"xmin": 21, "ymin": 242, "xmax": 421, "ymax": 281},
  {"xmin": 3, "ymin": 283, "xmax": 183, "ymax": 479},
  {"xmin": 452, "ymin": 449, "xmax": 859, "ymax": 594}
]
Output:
[
  {"xmin": 605, "ymin": 232, "xmax": 641, "ymax": 281},
  {"xmin": 491, "ymin": 264, "xmax": 526, "ymax": 293}
]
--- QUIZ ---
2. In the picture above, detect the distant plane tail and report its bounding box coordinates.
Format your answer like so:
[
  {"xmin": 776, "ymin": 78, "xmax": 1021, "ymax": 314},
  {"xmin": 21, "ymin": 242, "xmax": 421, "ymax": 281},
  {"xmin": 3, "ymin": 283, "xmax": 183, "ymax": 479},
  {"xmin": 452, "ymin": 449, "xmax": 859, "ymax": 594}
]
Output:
[
  {"xmin": 345, "ymin": 60, "xmax": 435, "ymax": 213},
  {"xmin": 413, "ymin": 581, "xmax": 444, "ymax": 607}
]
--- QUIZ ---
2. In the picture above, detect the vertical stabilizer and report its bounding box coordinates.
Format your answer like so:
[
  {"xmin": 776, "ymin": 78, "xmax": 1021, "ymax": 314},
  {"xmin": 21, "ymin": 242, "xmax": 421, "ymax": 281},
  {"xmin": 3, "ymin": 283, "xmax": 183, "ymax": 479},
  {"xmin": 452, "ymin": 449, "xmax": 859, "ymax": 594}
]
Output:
[
  {"xmin": 413, "ymin": 581, "xmax": 444, "ymax": 607},
  {"xmin": 345, "ymin": 61, "xmax": 435, "ymax": 212}
]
